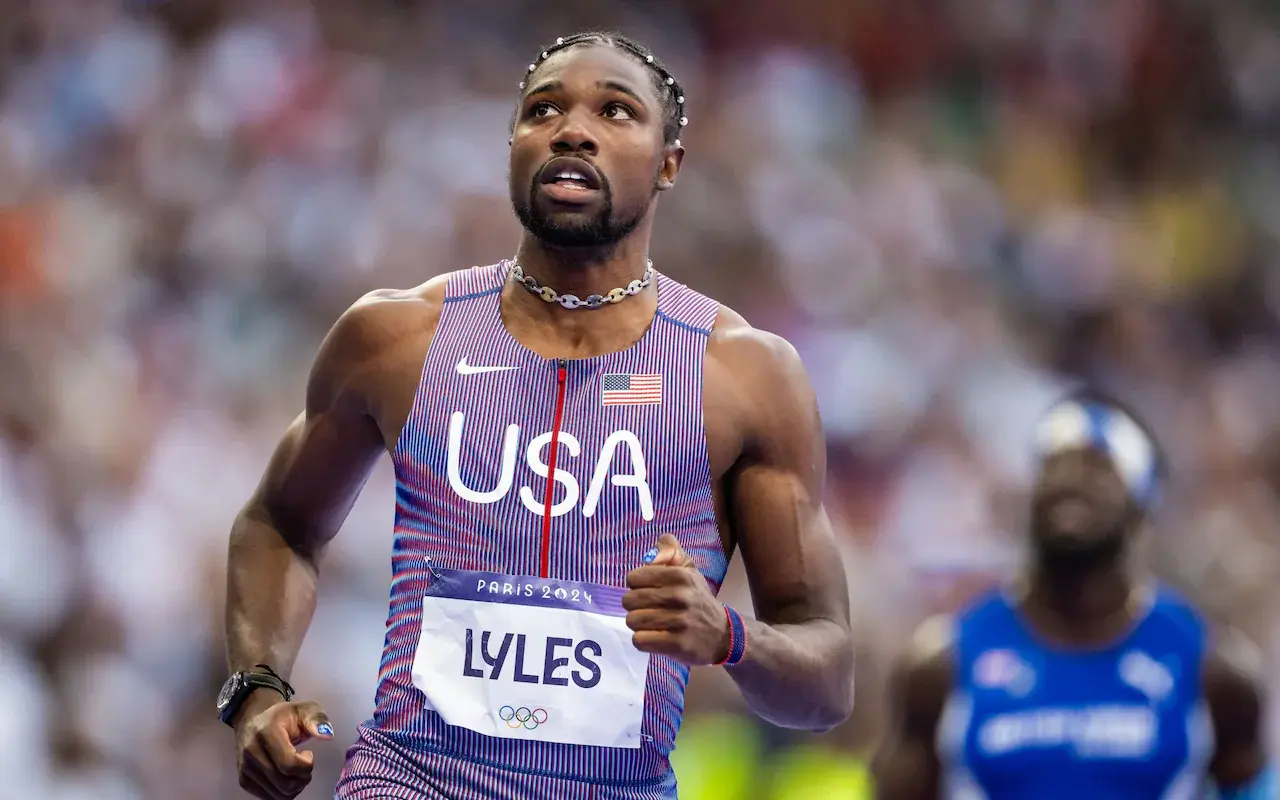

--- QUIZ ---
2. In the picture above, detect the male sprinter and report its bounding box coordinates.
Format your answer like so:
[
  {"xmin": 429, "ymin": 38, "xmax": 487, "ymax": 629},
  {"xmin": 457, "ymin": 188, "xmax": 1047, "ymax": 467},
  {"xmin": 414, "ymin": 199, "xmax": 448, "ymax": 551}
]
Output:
[
  {"xmin": 872, "ymin": 389, "xmax": 1273, "ymax": 799},
  {"xmin": 219, "ymin": 31, "xmax": 855, "ymax": 800}
]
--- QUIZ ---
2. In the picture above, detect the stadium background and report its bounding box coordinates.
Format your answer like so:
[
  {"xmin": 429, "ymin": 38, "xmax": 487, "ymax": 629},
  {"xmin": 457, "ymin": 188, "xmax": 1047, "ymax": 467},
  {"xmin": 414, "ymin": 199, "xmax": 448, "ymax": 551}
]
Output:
[{"xmin": 1, "ymin": 0, "xmax": 1278, "ymax": 797}]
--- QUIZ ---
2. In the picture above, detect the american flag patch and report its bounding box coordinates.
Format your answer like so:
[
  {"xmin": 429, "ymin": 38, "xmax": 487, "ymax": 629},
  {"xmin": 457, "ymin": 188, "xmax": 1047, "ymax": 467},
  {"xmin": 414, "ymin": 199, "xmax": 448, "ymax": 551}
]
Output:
[{"xmin": 601, "ymin": 373, "xmax": 662, "ymax": 406}]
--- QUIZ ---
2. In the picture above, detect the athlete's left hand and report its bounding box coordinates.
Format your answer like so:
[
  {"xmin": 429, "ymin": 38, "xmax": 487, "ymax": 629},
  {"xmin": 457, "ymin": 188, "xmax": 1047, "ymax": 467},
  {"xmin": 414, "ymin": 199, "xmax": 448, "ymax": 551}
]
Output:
[{"xmin": 623, "ymin": 534, "xmax": 732, "ymax": 666}]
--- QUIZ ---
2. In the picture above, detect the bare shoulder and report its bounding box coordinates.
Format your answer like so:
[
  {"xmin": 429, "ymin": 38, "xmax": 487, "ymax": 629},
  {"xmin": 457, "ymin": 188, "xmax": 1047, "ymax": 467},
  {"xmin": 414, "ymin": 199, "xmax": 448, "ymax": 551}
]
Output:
[
  {"xmin": 326, "ymin": 275, "xmax": 451, "ymax": 355},
  {"xmin": 889, "ymin": 615, "xmax": 957, "ymax": 724},
  {"xmin": 1203, "ymin": 626, "xmax": 1265, "ymax": 713},
  {"xmin": 306, "ymin": 273, "xmax": 452, "ymax": 415},
  {"xmin": 900, "ymin": 614, "xmax": 957, "ymax": 680},
  {"xmin": 1208, "ymin": 626, "xmax": 1265, "ymax": 678},
  {"xmin": 700, "ymin": 305, "xmax": 825, "ymax": 480},
  {"xmin": 704, "ymin": 305, "xmax": 815, "ymax": 441},
  {"xmin": 707, "ymin": 305, "xmax": 807, "ymax": 380}
]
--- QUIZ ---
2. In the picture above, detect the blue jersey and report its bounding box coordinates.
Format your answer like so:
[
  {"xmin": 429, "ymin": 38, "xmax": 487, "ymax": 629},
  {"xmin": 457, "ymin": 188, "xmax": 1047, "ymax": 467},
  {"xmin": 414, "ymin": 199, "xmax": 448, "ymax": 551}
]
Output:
[{"xmin": 938, "ymin": 587, "xmax": 1215, "ymax": 800}]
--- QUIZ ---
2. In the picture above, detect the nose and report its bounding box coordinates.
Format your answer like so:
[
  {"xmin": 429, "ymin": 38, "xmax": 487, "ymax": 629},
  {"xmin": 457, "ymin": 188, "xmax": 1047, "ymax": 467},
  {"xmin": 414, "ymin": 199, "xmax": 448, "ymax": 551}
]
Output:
[
  {"xmin": 1043, "ymin": 447, "xmax": 1115, "ymax": 493},
  {"xmin": 1039, "ymin": 449, "xmax": 1087, "ymax": 487},
  {"xmin": 550, "ymin": 110, "xmax": 598, "ymax": 156}
]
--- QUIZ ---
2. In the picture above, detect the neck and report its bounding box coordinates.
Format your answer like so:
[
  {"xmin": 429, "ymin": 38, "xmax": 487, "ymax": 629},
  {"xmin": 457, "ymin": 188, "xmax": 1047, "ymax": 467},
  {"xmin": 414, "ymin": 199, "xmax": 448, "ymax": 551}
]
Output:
[
  {"xmin": 512, "ymin": 229, "xmax": 653, "ymax": 304},
  {"xmin": 501, "ymin": 229, "xmax": 659, "ymax": 356},
  {"xmin": 1020, "ymin": 556, "xmax": 1138, "ymax": 643}
]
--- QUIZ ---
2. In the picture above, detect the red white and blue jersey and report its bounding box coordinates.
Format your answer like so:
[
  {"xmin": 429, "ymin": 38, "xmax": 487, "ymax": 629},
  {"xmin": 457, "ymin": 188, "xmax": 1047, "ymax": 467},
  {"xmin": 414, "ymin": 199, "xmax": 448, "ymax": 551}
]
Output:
[{"xmin": 336, "ymin": 262, "xmax": 729, "ymax": 799}]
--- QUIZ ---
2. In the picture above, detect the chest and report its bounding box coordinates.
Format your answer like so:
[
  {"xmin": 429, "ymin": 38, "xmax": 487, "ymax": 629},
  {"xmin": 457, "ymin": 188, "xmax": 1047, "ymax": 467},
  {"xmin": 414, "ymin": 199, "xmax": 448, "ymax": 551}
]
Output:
[
  {"xmin": 401, "ymin": 351, "xmax": 729, "ymax": 524},
  {"xmin": 948, "ymin": 647, "xmax": 1209, "ymax": 795}
]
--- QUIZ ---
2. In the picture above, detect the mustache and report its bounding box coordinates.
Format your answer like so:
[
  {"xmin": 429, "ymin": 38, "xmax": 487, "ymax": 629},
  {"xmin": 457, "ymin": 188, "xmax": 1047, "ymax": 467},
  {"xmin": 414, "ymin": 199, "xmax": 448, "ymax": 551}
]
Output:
[{"xmin": 1035, "ymin": 486, "xmax": 1092, "ymax": 506}]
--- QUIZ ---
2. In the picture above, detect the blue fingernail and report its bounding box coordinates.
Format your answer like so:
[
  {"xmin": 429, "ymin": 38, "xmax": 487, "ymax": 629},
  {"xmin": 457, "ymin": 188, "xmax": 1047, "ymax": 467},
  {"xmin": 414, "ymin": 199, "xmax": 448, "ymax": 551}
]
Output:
[
  {"xmin": 643, "ymin": 548, "xmax": 659, "ymax": 564},
  {"xmin": 317, "ymin": 723, "xmax": 333, "ymax": 737}
]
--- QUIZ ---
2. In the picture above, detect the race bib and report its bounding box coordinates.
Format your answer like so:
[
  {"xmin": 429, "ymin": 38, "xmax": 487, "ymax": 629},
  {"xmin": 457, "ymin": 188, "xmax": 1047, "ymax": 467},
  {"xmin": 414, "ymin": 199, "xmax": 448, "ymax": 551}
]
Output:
[{"xmin": 411, "ymin": 568, "xmax": 651, "ymax": 749}]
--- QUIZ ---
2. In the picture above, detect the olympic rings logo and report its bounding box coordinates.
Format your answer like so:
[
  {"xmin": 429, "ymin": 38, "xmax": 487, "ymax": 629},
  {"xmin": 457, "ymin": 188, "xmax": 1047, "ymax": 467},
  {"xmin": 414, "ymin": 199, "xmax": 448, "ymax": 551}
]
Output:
[{"xmin": 499, "ymin": 705, "xmax": 549, "ymax": 730}]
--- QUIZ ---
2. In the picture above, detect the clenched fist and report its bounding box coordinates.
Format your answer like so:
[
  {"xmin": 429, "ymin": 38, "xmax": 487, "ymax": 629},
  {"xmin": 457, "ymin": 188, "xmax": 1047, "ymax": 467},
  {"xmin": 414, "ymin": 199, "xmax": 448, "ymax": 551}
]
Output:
[
  {"xmin": 234, "ymin": 693, "xmax": 334, "ymax": 799},
  {"xmin": 623, "ymin": 534, "xmax": 732, "ymax": 666}
]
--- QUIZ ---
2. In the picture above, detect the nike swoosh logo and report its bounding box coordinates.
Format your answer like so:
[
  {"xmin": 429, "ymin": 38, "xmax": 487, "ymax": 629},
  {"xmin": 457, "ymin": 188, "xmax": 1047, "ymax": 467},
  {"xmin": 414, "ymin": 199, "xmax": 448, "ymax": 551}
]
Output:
[{"xmin": 456, "ymin": 358, "xmax": 517, "ymax": 375}]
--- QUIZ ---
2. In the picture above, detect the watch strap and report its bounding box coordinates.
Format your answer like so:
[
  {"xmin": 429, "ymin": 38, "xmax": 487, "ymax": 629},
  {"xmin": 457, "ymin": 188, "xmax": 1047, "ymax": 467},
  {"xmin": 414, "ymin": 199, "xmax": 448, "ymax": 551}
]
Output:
[{"xmin": 219, "ymin": 665, "xmax": 295, "ymax": 726}]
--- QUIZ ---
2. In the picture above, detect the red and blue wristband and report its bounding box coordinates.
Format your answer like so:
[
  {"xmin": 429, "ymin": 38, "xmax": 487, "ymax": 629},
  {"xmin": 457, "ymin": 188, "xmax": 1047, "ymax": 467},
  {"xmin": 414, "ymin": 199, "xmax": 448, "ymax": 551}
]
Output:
[{"xmin": 715, "ymin": 605, "xmax": 748, "ymax": 667}]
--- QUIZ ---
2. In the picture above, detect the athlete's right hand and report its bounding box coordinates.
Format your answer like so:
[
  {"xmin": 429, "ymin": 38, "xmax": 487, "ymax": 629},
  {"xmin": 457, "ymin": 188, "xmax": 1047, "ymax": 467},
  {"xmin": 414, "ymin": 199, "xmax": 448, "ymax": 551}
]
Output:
[{"xmin": 233, "ymin": 693, "xmax": 334, "ymax": 799}]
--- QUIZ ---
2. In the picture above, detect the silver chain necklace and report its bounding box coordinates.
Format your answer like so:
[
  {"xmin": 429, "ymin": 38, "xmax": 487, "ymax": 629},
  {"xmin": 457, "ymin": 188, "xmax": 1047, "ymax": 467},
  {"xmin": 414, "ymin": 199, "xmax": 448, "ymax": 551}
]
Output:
[{"xmin": 509, "ymin": 259, "xmax": 654, "ymax": 310}]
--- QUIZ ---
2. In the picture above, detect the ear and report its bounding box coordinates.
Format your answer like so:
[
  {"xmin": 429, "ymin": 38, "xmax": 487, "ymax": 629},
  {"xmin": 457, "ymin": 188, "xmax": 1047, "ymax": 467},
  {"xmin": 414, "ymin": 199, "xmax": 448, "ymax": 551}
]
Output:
[{"xmin": 656, "ymin": 143, "xmax": 685, "ymax": 192}]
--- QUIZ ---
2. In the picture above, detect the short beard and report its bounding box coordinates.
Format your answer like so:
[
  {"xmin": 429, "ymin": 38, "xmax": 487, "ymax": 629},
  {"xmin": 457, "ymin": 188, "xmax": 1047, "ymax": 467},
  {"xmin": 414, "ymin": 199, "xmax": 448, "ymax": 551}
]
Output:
[
  {"xmin": 515, "ymin": 195, "xmax": 637, "ymax": 250},
  {"xmin": 1029, "ymin": 503, "xmax": 1135, "ymax": 574},
  {"xmin": 1029, "ymin": 496, "xmax": 1141, "ymax": 570},
  {"xmin": 1033, "ymin": 531, "xmax": 1127, "ymax": 574},
  {"xmin": 512, "ymin": 168, "xmax": 658, "ymax": 252}
]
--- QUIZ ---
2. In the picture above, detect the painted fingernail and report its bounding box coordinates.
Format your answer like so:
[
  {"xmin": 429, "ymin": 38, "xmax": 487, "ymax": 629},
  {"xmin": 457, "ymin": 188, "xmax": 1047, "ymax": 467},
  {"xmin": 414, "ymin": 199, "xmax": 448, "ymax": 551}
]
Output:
[
  {"xmin": 317, "ymin": 723, "xmax": 333, "ymax": 737},
  {"xmin": 643, "ymin": 548, "xmax": 659, "ymax": 564}
]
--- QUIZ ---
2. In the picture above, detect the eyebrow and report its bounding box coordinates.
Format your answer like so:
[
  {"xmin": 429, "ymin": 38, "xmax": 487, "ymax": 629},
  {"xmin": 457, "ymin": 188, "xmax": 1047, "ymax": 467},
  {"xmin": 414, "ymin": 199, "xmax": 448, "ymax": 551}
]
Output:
[
  {"xmin": 598, "ymin": 80, "xmax": 647, "ymax": 107},
  {"xmin": 525, "ymin": 80, "xmax": 562, "ymax": 97},
  {"xmin": 525, "ymin": 79, "xmax": 649, "ymax": 107}
]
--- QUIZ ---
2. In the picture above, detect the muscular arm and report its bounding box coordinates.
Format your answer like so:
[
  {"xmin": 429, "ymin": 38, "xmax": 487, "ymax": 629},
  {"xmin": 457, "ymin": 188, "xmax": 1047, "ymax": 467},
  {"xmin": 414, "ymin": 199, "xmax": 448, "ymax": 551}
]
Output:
[
  {"xmin": 224, "ymin": 293, "xmax": 405, "ymax": 688},
  {"xmin": 1205, "ymin": 629, "xmax": 1270, "ymax": 795},
  {"xmin": 871, "ymin": 617, "xmax": 954, "ymax": 800},
  {"xmin": 716, "ymin": 326, "xmax": 855, "ymax": 731}
]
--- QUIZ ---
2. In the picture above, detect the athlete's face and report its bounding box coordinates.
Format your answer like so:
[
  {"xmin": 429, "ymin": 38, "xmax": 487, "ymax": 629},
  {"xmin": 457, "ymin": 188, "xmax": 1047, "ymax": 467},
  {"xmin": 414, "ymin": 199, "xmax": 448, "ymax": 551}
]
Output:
[
  {"xmin": 1030, "ymin": 445, "xmax": 1136, "ymax": 563},
  {"xmin": 509, "ymin": 45, "xmax": 682, "ymax": 249}
]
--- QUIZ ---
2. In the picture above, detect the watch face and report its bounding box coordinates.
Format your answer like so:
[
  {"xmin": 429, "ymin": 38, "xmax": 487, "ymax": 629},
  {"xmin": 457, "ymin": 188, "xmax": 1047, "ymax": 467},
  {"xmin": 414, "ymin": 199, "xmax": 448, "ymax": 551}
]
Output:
[{"xmin": 217, "ymin": 673, "xmax": 243, "ymax": 711}]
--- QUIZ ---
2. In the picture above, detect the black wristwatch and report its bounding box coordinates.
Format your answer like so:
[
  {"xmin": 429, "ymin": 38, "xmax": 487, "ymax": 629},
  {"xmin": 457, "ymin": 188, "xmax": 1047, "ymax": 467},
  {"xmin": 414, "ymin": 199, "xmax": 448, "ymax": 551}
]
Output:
[{"xmin": 217, "ymin": 664, "xmax": 295, "ymax": 727}]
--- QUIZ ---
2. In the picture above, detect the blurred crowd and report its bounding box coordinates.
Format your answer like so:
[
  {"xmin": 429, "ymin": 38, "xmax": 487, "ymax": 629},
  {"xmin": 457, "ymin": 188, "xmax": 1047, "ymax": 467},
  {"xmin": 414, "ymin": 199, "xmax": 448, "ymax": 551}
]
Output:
[{"xmin": 2, "ymin": 0, "xmax": 1279, "ymax": 797}]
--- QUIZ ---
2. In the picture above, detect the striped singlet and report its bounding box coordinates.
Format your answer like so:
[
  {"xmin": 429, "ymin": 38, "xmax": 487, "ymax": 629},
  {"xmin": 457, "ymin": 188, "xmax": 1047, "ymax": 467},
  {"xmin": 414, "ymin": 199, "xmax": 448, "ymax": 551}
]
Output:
[{"xmin": 336, "ymin": 262, "xmax": 729, "ymax": 800}]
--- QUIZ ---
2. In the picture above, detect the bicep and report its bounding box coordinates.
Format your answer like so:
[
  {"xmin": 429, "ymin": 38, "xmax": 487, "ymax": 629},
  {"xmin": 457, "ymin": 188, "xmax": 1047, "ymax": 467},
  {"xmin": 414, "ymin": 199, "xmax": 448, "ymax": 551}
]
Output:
[
  {"xmin": 243, "ymin": 305, "xmax": 388, "ymax": 552},
  {"xmin": 730, "ymin": 463, "xmax": 848, "ymax": 626},
  {"xmin": 247, "ymin": 406, "xmax": 383, "ymax": 551},
  {"xmin": 727, "ymin": 335, "xmax": 848, "ymax": 627}
]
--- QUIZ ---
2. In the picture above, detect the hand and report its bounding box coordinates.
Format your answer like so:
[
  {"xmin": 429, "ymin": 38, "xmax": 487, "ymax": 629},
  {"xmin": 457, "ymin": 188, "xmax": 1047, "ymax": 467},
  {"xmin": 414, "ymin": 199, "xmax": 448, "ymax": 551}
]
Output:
[
  {"xmin": 623, "ymin": 534, "xmax": 732, "ymax": 666},
  {"xmin": 234, "ymin": 692, "xmax": 334, "ymax": 800}
]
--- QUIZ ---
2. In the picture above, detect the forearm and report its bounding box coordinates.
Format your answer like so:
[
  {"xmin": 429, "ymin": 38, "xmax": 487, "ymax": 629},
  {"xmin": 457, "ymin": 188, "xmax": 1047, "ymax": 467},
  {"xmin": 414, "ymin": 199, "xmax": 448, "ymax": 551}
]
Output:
[
  {"xmin": 871, "ymin": 742, "xmax": 938, "ymax": 800},
  {"xmin": 872, "ymin": 767, "xmax": 934, "ymax": 800},
  {"xmin": 225, "ymin": 509, "xmax": 322, "ymax": 677},
  {"xmin": 724, "ymin": 616, "xmax": 854, "ymax": 731}
]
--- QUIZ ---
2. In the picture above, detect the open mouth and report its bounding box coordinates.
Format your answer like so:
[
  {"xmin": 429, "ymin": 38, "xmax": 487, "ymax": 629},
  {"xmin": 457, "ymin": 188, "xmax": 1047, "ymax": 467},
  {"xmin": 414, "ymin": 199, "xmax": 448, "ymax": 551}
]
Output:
[
  {"xmin": 1042, "ymin": 493, "xmax": 1095, "ymax": 534},
  {"xmin": 537, "ymin": 157, "xmax": 602, "ymax": 199}
]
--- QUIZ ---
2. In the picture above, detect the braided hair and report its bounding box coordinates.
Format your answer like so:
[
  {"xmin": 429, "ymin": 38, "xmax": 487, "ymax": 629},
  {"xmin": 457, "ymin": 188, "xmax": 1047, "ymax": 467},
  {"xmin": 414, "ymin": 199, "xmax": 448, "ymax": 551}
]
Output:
[{"xmin": 515, "ymin": 31, "xmax": 688, "ymax": 147}]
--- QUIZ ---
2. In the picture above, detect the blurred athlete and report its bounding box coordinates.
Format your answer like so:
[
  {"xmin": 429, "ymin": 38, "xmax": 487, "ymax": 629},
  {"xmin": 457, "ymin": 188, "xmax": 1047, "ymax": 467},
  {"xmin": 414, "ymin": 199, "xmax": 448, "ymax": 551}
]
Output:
[
  {"xmin": 873, "ymin": 389, "xmax": 1274, "ymax": 799},
  {"xmin": 219, "ymin": 30, "xmax": 854, "ymax": 800}
]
